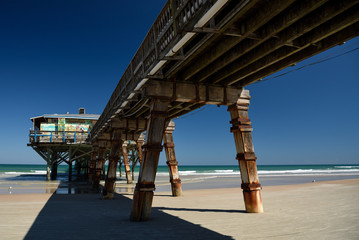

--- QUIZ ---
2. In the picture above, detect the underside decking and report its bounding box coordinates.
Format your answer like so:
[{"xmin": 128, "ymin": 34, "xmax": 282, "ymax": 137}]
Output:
[{"xmin": 91, "ymin": 0, "xmax": 359, "ymax": 139}]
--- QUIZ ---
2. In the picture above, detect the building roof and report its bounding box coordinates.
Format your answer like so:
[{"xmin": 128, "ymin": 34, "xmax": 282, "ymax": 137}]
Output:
[{"xmin": 31, "ymin": 114, "xmax": 100, "ymax": 121}]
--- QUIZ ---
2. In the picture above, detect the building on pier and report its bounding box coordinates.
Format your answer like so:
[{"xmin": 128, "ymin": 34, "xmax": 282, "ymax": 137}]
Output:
[{"xmin": 28, "ymin": 108, "xmax": 100, "ymax": 181}]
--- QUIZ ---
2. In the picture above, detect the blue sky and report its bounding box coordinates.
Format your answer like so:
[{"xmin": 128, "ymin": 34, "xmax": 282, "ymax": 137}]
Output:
[{"xmin": 0, "ymin": 1, "xmax": 358, "ymax": 165}]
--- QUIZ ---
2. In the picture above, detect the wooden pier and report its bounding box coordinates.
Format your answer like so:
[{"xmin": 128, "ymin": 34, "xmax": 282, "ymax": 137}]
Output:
[{"xmin": 31, "ymin": 0, "xmax": 359, "ymax": 221}]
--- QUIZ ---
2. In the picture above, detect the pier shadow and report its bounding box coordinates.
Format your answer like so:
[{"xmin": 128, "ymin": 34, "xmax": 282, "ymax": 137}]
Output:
[
  {"xmin": 157, "ymin": 206, "xmax": 246, "ymax": 214},
  {"xmin": 24, "ymin": 182, "xmax": 233, "ymax": 240}
]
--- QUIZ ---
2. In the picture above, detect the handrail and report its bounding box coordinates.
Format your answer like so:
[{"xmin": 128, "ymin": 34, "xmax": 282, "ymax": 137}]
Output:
[
  {"xmin": 92, "ymin": 0, "xmax": 216, "ymax": 137},
  {"xmin": 29, "ymin": 130, "xmax": 90, "ymax": 144}
]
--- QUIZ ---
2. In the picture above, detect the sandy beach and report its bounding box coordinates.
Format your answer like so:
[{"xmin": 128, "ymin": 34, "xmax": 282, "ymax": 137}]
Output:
[{"xmin": 0, "ymin": 178, "xmax": 358, "ymax": 239}]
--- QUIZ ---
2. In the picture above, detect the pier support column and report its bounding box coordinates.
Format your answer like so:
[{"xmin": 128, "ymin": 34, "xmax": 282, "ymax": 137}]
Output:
[
  {"xmin": 103, "ymin": 130, "xmax": 121, "ymax": 199},
  {"xmin": 163, "ymin": 121, "xmax": 182, "ymax": 197},
  {"xmin": 130, "ymin": 99, "xmax": 168, "ymax": 221},
  {"xmin": 93, "ymin": 141, "xmax": 106, "ymax": 189},
  {"xmin": 50, "ymin": 152, "xmax": 58, "ymax": 180},
  {"xmin": 228, "ymin": 90, "xmax": 263, "ymax": 213},
  {"xmin": 122, "ymin": 142, "xmax": 133, "ymax": 184},
  {"xmin": 88, "ymin": 144, "xmax": 98, "ymax": 181}
]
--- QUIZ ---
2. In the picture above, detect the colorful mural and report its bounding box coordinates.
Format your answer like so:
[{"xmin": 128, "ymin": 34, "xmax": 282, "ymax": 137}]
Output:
[
  {"xmin": 65, "ymin": 123, "xmax": 90, "ymax": 132},
  {"xmin": 40, "ymin": 123, "xmax": 56, "ymax": 131},
  {"xmin": 40, "ymin": 118, "xmax": 92, "ymax": 132}
]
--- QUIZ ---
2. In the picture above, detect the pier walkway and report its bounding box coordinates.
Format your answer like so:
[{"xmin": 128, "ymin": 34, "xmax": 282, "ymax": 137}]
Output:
[{"xmin": 88, "ymin": 0, "xmax": 359, "ymax": 221}]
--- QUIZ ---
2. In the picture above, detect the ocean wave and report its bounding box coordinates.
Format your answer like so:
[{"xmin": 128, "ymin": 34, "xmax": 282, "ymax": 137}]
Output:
[
  {"xmin": 258, "ymin": 169, "xmax": 359, "ymax": 175},
  {"xmin": 334, "ymin": 166, "xmax": 358, "ymax": 169},
  {"xmin": 215, "ymin": 170, "xmax": 234, "ymax": 173}
]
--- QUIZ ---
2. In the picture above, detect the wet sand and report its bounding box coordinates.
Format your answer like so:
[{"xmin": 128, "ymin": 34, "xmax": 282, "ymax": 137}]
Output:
[{"xmin": 0, "ymin": 179, "xmax": 358, "ymax": 239}]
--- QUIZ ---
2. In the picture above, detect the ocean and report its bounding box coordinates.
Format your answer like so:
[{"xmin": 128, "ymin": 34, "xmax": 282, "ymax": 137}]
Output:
[{"xmin": 1, "ymin": 164, "xmax": 359, "ymax": 181}]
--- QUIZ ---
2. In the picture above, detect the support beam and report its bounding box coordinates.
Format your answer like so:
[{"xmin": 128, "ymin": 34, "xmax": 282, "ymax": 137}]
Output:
[
  {"xmin": 122, "ymin": 142, "xmax": 133, "ymax": 184},
  {"xmin": 93, "ymin": 141, "xmax": 107, "ymax": 189},
  {"xmin": 88, "ymin": 144, "xmax": 98, "ymax": 181},
  {"xmin": 103, "ymin": 130, "xmax": 122, "ymax": 199},
  {"xmin": 130, "ymin": 99, "xmax": 168, "ymax": 221},
  {"xmin": 163, "ymin": 121, "xmax": 182, "ymax": 197},
  {"xmin": 227, "ymin": 90, "xmax": 263, "ymax": 213},
  {"xmin": 143, "ymin": 80, "xmax": 245, "ymax": 105}
]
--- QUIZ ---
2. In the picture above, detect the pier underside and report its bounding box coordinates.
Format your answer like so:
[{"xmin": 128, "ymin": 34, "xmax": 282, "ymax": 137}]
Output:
[{"xmin": 87, "ymin": 0, "xmax": 358, "ymax": 221}]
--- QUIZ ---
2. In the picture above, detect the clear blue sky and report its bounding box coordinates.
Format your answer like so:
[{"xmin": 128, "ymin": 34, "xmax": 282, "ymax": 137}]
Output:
[{"xmin": 0, "ymin": 1, "xmax": 358, "ymax": 165}]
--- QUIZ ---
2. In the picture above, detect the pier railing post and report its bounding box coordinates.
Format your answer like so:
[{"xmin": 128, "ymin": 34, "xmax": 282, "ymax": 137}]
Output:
[
  {"xmin": 227, "ymin": 89, "xmax": 263, "ymax": 213},
  {"xmin": 163, "ymin": 121, "xmax": 182, "ymax": 197},
  {"xmin": 88, "ymin": 144, "xmax": 98, "ymax": 181},
  {"xmin": 93, "ymin": 141, "xmax": 107, "ymax": 189},
  {"xmin": 122, "ymin": 141, "xmax": 133, "ymax": 184},
  {"xmin": 130, "ymin": 99, "xmax": 168, "ymax": 221},
  {"xmin": 103, "ymin": 129, "xmax": 121, "ymax": 199}
]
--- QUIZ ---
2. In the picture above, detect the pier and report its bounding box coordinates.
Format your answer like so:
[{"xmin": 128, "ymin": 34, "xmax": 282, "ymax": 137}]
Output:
[{"xmin": 29, "ymin": 0, "xmax": 359, "ymax": 221}]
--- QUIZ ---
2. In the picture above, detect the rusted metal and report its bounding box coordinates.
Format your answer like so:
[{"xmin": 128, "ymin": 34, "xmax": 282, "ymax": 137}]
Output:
[
  {"xmin": 228, "ymin": 91, "xmax": 263, "ymax": 213},
  {"xmin": 163, "ymin": 121, "xmax": 183, "ymax": 197}
]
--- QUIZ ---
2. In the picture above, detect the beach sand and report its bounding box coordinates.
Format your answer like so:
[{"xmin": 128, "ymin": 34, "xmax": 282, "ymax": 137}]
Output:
[{"xmin": 0, "ymin": 179, "xmax": 358, "ymax": 239}]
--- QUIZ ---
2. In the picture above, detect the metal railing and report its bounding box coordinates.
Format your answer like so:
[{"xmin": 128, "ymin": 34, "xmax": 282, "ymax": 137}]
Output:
[
  {"xmin": 29, "ymin": 130, "xmax": 90, "ymax": 144},
  {"xmin": 92, "ymin": 0, "xmax": 215, "ymax": 136}
]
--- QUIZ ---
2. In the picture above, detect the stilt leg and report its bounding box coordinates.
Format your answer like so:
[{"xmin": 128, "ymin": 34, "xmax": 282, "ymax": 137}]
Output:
[
  {"xmin": 68, "ymin": 161, "xmax": 72, "ymax": 182},
  {"xmin": 50, "ymin": 153, "xmax": 58, "ymax": 180},
  {"xmin": 88, "ymin": 145, "xmax": 98, "ymax": 181},
  {"xmin": 163, "ymin": 121, "xmax": 182, "ymax": 197},
  {"xmin": 228, "ymin": 90, "xmax": 263, "ymax": 213},
  {"xmin": 122, "ymin": 142, "xmax": 133, "ymax": 184},
  {"xmin": 103, "ymin": 130, "xmax": 121, "ymax": 199},
  {"xmin": 130, "ymin": 100, "xmax": 168, "ymax": 221},
  {"xmin": 93, "ymin": 141, "xmax": 106, "ymax": 189}
]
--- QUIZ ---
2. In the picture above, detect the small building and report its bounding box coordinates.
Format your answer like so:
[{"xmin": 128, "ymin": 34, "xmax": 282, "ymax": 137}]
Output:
[
  {"xmin": 30, "ymin": 108, "xmax": 99, "ymax": 144},
  {"xmin": 28, "ymin": 108, "xmax": 100, "ymax": 181}
]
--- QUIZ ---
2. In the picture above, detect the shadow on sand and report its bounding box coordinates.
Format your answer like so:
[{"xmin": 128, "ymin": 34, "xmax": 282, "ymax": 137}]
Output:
[{"xmin": 24, "ymin": 181, "xmax": 233, "ymax": 240}]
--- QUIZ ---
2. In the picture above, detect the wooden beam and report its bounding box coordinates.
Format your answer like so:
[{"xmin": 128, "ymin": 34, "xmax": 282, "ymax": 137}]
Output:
[
  {"xmin": 176, "ymin": 0, "xmax": 296, "ymax": 81},
  {"xmin": 110, "ymin": 118, "xmax": 147, "ymax": 131},
  {"xmin": 228, "ymin": 93, "xmax": 263, "ymax": 213},
  {"xmin": 166, "ymin": 0, "xmax": 262, "ymax": 79},
  {"xmin": 220, "ymin": 5, "xmax": 359, "ymax": 86},
  {"xmin": 237, "ymin": 22, "xmax": 359, "ymax": 87},
  {"xmin": 188, "ymin": 0, "xmax": 329, "ymax": 83},
  {"xmin": 130, "ymin": 99, "xmax": 169, "ymax": 221},
  {"xmin": 142, "ymin": 80, "xmax": 249, "ymax": 105},
  {"xmin": 208, "ymin": 0, "xmax": 358, "ymax": 85},
  {"xmin": 163, "ymin": 121, "xmax": 182, "ymax": 196}
]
